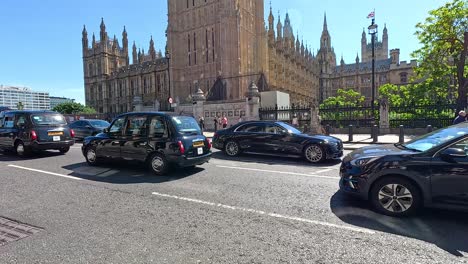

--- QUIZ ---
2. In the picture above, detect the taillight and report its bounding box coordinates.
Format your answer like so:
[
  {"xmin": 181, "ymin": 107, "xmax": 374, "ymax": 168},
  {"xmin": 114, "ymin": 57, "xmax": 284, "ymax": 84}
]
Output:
[
  {"xmin": 70, "ymin": 129, "xmax": 75, "ymax": 138},
  {"xmin": 207, "ymin": 138, "xmax": 212, "ymax": 150},
  {"xmin": 30, "ymin": 130, "xmax": 38, "ymax": 141},
  {"xmin": 177, "ymin": 141, "xmax": 185, "ymax": 154}
]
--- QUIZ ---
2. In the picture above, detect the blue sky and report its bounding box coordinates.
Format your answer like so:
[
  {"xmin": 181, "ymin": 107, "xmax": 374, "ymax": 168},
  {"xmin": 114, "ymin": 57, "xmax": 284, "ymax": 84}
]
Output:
[{"xmin": 0, "ymin": 0, "xmax": 444, "ymax": 104}]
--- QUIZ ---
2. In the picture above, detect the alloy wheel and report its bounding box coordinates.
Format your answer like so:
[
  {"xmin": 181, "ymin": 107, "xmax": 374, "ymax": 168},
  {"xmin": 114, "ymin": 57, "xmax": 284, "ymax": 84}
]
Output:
[
  {"xmin": 378, "ymin": 184, "xmax": 413, "ymax": 213},
  {"xmin": 305, "ymin": 145, "xmax": 323, "ymax": 163},
  {"xmin": 151, "ymin": 156, "xmax": 165, "ymax": 172},
  {"xmin": 225, "ymin": 141, "xmax": 239, "ymax": 156},
  {"xmin": 86, "ymin": 149, "xmax": 97, "ymax": 163},
  {"xmin": 16, "ymin": 143, "xmax": 25, "ymax": 156}
]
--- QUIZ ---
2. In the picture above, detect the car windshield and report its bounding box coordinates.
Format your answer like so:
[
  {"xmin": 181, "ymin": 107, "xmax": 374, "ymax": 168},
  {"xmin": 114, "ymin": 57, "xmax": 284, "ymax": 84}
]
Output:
[
  {"xmin": 171, "ymin": 116, "xmax": 201, "ymax": 135},
  {"xmin": 402, "ymin": 126, "xmax": 468, "ymax": 152},
  {"xmin": 278, "ymin": 122, "xmax": 302, "ymax": 134},
  {"xmin": 89, "ymin": 120, "xmax": 110, "ymax": 128},
  {"xmin": 31, "ymin": 114, "xmax": 67, "ymax": 126}
]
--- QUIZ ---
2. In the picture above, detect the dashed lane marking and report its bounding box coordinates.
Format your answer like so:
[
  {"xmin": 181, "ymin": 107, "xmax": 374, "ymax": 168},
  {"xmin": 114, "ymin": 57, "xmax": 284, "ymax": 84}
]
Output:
[
  {"xmin": 315, "ymin": 168, "xmax": 334, "ymax": 174},
  {"xmin": 7, "ymin": 165, "xmax": 82, "ymax": 181},
  {"xmin": 151, "ymin": 192, "xmax": 375, "ymax": 234},
  {"xmin": 215, "ymin": 165, "xmax": 340, "ymax": 180}
]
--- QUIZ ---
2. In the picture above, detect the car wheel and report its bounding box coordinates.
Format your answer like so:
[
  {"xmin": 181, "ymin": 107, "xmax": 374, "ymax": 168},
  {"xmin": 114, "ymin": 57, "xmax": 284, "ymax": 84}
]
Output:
[
  {"xmin": 370, "ymin": 177, "xmax": 421, "ymax": 217},
  {"xmin": 15, "ymin": 141, "xmax": 30, "ymax": 157},
  {"xmin": 59, "ymin": 147, "xmax": 70, "ymax": 154},
  {"xmin": 85, "ymin": 146, "xmax": 100, "ymax": 166},
  {"xmin": 304, "ymin": 144, "xmax": 325, "ymax": 163},
  {"xmin": 224, "ymin": 140, "xmax": 240, "ymax": 157},
  {"xmin": 149, "ymin": 153, "xmax": 168, "ymax": 176}
]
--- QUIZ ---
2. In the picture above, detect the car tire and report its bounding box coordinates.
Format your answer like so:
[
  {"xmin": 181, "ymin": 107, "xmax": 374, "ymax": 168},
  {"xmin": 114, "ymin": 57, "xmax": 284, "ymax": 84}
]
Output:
[
  {"xmin": 148, "ymin": 153, "xmax": 168, "ymax": 176},
  {"xmin": 15, "ymin": 141, "xmax": 30, "ymax": 157},
  {"xmin": 303, "ymin": 144, "xmax": 325, "ymax": 163},
  {"xmin": 224, "ymin": 140, "xmax": 241, "ymax": 157},
  {"xmin": 59, "ymin": 147, "xmax": 70, "ymax": 154},
  {"xmin": 85, "ymin": 146, "xmax": 100, "ymax": 166},
  {"xmin": 370, "ymin": 177, "xmax": 421, "ymax": 217}
]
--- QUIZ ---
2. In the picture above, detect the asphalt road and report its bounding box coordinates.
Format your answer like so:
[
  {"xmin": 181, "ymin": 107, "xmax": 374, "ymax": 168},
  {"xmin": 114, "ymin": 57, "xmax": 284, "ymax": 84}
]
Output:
[{"xmin": 1, "ymin": 146, "xmax": 468, "ymax": 264}]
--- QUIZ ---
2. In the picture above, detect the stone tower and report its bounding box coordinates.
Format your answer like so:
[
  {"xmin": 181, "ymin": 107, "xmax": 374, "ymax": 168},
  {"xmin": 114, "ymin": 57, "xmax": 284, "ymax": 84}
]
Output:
[
  {"xmin": 361, "ymin": 24, "xmax": 389, "ymax": 62},
  {"xmin": 166, "ymin": 0, "xmax": 266, "ymax": 103},
  {"xmin": 82, "ymin": 18, "xmax": 130, "ymax": 112},
  {"xmin": 317, "ymin": 13, "xmax": 336, "ymax": 101}
]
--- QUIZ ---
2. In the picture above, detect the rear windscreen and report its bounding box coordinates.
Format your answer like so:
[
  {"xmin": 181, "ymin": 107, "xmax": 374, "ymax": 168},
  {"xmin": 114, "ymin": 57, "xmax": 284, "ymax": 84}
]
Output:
[
  {"xmin": 89, "ymin": 120, "xmax": 110, "ymax": 128},
  {"xmin": 31, "ymin": 114, "xmax": 67, "ymax": 126},
  {"xmin": 171, "ymin": 116, "xmax": 201, "ymax": 135}
]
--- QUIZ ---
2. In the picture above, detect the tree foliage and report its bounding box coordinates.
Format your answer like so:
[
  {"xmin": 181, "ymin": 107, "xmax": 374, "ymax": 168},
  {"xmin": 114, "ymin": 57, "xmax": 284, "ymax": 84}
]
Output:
[
  {"xmin": 52, "ymin": 102, "xmax": 96, "ymax": 114},
  {"xmin": 412, "ymin": 0, "xmax": 468, "ymax": 111},
  {"xmin": 320, "ymin": 88, "xmax": 365, "ymax": 108},
  {"xmin": 379, "ymin": 81, "xmax": 453, "ymax": 106}
]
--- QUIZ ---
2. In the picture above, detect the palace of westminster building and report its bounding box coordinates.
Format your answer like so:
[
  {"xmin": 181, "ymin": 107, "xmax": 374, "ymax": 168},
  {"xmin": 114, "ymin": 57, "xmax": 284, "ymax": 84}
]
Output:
[{"xmin": 82, "ymin": 0, "xmax": 415, "ymax": 114}]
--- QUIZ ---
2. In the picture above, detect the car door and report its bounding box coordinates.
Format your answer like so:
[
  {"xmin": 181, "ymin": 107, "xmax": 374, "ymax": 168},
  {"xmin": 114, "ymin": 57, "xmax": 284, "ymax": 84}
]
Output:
[
  {"xmin": 70, "ymin": 121, "xmax": 85, "ymax": 139},
  {"xmin": 234, "ymin": 123, "xmax": 268, "ymax": 153},
  {"xmin": 264, "ymin": 123, "xmax": 299, "ymax": 155},
  {"xmin": 431, "ymin": 137, "xmax": 468, "ymax": 206},
  {"xmin": 0, "ymin": 114, "xmax": 16, "ymax": 149},
  {"xmin": 121, "ymin": 115, "xmax": 149, "ymax": 161},
  {"xmin": 14, "ymin": 114, "xmax": 28, "ymax": 144},
  {"xmin": 97, "ymin": 116, "xmax": 125, "ymax": 159}
]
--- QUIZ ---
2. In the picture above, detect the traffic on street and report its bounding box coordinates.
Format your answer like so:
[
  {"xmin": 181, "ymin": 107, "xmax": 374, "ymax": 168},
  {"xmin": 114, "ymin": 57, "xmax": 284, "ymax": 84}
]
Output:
[{"xmin": 1, "ymin": 132, "xmax": 468, "ymax": 263}]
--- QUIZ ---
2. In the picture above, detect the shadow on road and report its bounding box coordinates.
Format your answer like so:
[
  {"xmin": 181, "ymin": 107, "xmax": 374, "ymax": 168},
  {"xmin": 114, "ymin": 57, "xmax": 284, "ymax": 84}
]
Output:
[
  {"xmin": 211, "ymin": 151, "xmax": 342, "ymax": 167},
  {"xmin": 62, "ymin": 161, "xmax": 203, "ymax": 184},
  {"xmin": 330, "ymin": 191, "xmax": 468, "ymax": 256},
  {"xmin": 0, "ymin": 150, "xmax": 64, "ymax": 161}
]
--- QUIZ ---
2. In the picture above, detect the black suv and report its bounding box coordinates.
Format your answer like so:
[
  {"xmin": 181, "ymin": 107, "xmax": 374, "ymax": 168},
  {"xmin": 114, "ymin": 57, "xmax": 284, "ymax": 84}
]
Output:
[
  {"xmin": 81, "ymin": 112, "xmax": 212, "ymax": 175},
  {"xmin": 0, "ymin": 110, "xmax": 75, "ymax": 156}
]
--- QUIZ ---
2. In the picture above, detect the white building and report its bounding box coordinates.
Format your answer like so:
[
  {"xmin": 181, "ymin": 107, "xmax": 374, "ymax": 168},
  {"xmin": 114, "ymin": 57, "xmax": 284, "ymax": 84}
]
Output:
[{"xmin": 0, "ymin": 85, "xmax": 50, "ymax": 110}]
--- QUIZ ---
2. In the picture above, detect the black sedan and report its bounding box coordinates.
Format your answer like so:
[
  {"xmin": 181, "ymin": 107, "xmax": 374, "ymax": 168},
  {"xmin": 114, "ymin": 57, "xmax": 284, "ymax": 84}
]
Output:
[
  {"xmin": 340, "ymin": 122, "xmax": 468, "ymax": 217},
  {"xmin": 69, "ymin": 119, "xmax": 110, "ymax": 140},
  {"xmin": 212, "ymin": 121, "xmax": 343, "ymax": 163}
]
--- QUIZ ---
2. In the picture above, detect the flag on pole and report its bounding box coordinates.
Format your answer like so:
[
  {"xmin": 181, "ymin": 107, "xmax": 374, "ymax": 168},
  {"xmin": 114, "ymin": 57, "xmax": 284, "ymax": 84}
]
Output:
[{"xmin": 367, "ymin": 11, "xmax": 375, "ymax": 19}]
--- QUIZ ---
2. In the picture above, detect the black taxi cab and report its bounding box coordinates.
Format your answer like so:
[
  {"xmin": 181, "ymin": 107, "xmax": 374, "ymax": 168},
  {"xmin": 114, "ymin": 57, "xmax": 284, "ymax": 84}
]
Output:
[
  {"xmin": 0, "ymin": 110, "xmax": 75, "ymax": 156},
  {"xmin": 81, "ymin": 112, "xmax": 212, "ymax": 175}
]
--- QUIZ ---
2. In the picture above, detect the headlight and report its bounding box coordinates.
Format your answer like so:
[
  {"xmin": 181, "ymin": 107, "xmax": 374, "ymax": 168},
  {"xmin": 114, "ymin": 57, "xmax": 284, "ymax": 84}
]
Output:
[{"xmin": 350, "ymin": 157, "xmax": 380, "ymax": 167}]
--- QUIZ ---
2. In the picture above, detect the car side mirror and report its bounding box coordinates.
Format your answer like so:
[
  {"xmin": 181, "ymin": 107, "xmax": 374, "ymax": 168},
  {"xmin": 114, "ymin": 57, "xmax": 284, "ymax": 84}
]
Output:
[
  {"xmin": 440, "ymin": 148, "xmax": 467, "ymax": 161},
  {"xmin": 103, "ymin": 128, "xmax": 109, "ymax": 133}
]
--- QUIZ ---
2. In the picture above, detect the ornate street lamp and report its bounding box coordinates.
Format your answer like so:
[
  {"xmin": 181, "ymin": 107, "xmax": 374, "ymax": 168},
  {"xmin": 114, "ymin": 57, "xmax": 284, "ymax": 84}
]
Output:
[{"xmin": 368, "ymin": 19, "xmax": 378, "ymax": 121}]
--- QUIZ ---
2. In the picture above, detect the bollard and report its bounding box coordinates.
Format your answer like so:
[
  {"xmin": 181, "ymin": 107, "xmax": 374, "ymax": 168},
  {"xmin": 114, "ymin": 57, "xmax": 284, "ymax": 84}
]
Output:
[
  {"xmin": 426, "ymin": 125, "xmax": 433, "ymax": 133},
  {"xmin": 372, "ymin": 125, "xmax": 378, "ymax": 143},
  {"xmin": 399, "ymin": 125, "xmax": 404, "ymax": 143},
  {"xmin": 348, "ymin": 125, "xmax": 353, "ymax": 142},
  {"xmin": 325, "ymin": 124, "xmax": 331, "ymax": 136}
]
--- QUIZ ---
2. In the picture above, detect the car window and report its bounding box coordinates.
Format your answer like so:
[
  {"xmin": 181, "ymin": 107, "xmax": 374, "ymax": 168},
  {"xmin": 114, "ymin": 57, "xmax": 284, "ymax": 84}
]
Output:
[
  {"xmin": 89, "ymin": 120, "xmax": 110, "ymax": 128},
  {"xmin": 124, "ymin": 116, "xmax": 148, "ymax": 137},
  {"xmin": 109, "ymin": 117, "xmax": 125, "ymax": 135},
  {"xmin": 15, "ymin": 115, "xmax": 27, "ymax": 127},
  {"xmin": 265, "ymin": 124, "xmax": 286, "ymax": 134},
  {"xmin": 149, "ymin": 116, "xmax": 168, "ymax": 138},
  {"xmin": 404, "ymin": 126, "xmax": 468, "ymax": 152},
  {"xmin": 448, "ymin": 138, "xmax": 468, "ymax": 155},
  {"xmin": 171, "ymin": 116, "xmax": 201, "ymax": 135},
  {"xmin": 31, "ymin": 113, "xmax": 66, "ymax": 126},
  {"xmin": 236, "ymin": 123, "xmax": 264, "ymax": 133},
  {"xmin": 3, "ymin": 115, "xmax": 15, "ymax": 128}
]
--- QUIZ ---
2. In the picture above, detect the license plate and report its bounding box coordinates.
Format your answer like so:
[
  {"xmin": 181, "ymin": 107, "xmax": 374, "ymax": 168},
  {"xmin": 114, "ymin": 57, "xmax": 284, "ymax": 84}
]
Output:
[
  {"xmin": 48, "ymin": 131, "xmax": 63, "ymax": 136},
  {"xmin": 197, "ymin": 147, "xmax": 203, "ymax": 155},
  {"xmin": 53, "ymin": 136, "xmax": 61, "ymax": 141},
  {"xmin": 193, "ymin": 141, "xmax": 204, "ymax": 148}
]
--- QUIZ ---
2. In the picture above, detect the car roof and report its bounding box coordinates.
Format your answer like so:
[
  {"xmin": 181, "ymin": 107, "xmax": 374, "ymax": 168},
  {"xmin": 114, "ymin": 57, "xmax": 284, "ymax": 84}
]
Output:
[
  {"xmin": 1, "ymin": 110, "xmax": 58, "ymax": 115},
  {"xmin": 115, "ymin": 112, "xmax": 194, "ymax": 119}
]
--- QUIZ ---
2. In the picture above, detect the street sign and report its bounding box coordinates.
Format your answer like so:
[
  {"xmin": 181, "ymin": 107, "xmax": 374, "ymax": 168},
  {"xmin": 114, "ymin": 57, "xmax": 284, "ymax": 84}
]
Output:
[{"xmin": 168, "ymin": 97, "xmax": 173, "ymax": 104}]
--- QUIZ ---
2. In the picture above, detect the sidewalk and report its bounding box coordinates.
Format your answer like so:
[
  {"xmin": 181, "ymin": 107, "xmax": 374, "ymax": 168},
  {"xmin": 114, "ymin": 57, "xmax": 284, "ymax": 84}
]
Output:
[{"xmin": 202, "ymin": 132, "xmax": 415, "ymax": 150}]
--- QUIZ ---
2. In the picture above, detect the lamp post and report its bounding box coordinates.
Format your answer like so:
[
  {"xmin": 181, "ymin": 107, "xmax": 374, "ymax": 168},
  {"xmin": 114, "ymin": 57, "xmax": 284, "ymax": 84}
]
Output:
[
  {"xmin": 165, "ymin": 51, "xmax": 172, "ymax": 111},
  {"xmin": 368, "ymin": 19, "xmax": 378, "ymax": 122}
]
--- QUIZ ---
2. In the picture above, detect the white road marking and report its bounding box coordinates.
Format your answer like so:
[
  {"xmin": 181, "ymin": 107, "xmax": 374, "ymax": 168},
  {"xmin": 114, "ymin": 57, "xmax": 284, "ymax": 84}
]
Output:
[
  {"xmin": 7, "ymin": 165, "xmax": 82, "ymax": 181},
  {"xmin": 215, "ymin": 165, "xmax": 339, "ymax": 180},
  {"xmin": 315, "ymin": 168, "xmax": 334, "ymax": 174},
  {"xmin": 152, "ymin": 192, "xmax": 375, "ymax": 234}
]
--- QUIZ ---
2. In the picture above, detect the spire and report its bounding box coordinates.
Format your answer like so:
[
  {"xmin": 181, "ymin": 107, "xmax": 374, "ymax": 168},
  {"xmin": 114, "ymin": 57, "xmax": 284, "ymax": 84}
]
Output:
[
  {"xmin": 149, "ymin": 36, "xmax": 156, "ymax": 60},
  {"xmin": 276, "ymin": 12, "xmax": 283, "ymax": 40},
  {"xmin": 92, "ymin": 33, "xmax": 96, "ymax": 47},
  {"xmin": 132, "ymin": 41, "xmax": 137, "ymax": 64},
  {"xmin": 383, "ymin": 23, "xmax": 388, "ymax": 38},
  {"xmin": 323, "ymin": 12, "xmax": 328, "ymax": 31},
  {"xmin": 355, "ymin": 52, "xmax": 360, "ymax": 64},
  {"xmin": 268, "ymin": 5, "xmax": 275, "ymax": 44},
  {"xmin": 112, "ymin": 34, "xmax": 117, "ymax": 51},
  {"xmin": 340, "ymin": 55, "xmax": 344, "ymax": 65},
  {"xmin": 122, "ymin": 26, "xmax": 129, "ymax": 64},
  {"xmin": 100, "ymin": 18, "xmax": 106, "ymax": 41},
  {"xmin": 82, "ymin": 25, "xmax": 88, "ymax": 50},
  {"xmin": 268, "ymin": 3, "xmax": 274, "ymax": 27},
  {"xmin": 283, "ymin": 12, "xmax": 293, "ymax": 39}
]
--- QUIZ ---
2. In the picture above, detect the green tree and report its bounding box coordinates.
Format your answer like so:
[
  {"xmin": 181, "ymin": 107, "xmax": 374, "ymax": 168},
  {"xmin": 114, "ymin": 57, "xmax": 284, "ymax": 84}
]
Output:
[
  {"xmin": 379, "ymin": 81, "xmax": 451, "ymax": 106},
  {"xmin": 412, "ymin": 0, "xmax": 468, "ymax": 112},
  {"xmin": 52, "ymin": 102, "xmax": 96, "ymax": 114},
  {"xmin": 321, "ymin": 88, "xmax": 365, "ymax": 107}
]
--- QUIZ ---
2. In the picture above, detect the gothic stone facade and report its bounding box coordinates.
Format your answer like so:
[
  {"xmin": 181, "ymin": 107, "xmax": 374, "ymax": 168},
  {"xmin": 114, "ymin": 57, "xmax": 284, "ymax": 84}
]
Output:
[
  {"xmin": 82, "ymin": 1, "xmax": 416, "ymax": 114},
  {"xmin": 82, "ymin": 19, "xmax": 170, "ymax": 114}
]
